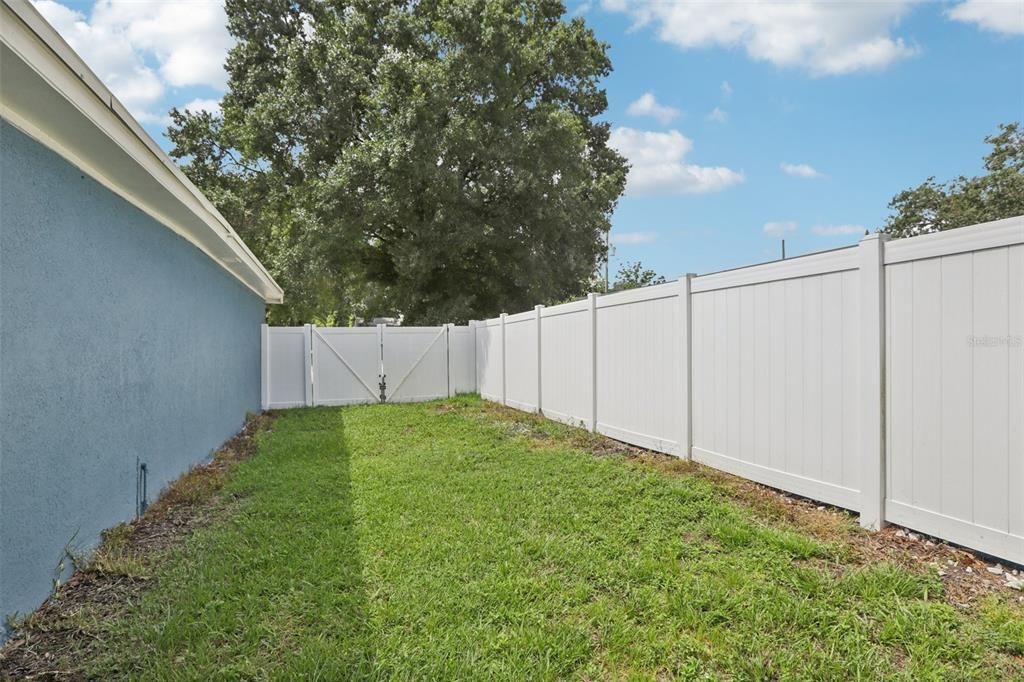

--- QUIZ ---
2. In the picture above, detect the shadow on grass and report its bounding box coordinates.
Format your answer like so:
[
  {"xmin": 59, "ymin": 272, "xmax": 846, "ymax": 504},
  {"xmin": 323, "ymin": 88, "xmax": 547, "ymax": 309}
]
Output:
[{"xmin": 89, "ymin": 407, "xmax": 376, "ymax": 679}]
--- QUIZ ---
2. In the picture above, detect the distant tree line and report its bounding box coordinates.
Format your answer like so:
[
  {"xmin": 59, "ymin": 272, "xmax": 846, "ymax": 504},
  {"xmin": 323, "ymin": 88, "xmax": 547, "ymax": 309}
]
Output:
[{"xmin": 883, "ymin": 122, "xmax": 1023, "ymax": 238}]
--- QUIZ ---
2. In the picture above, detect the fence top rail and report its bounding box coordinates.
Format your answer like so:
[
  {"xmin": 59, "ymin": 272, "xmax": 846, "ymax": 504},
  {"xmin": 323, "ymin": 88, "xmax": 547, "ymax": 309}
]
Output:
[
  {"xmin": 541, "ymin": 298, "xmax": 589, "ymax": 318},
  {"xmin": 266, "ymin": 326, "xmax": 307, "ymax": 333},
  {"xmin": 314, "ymin": 326, "xmax": 379, "ymax": 335},
  {"xmin": 597, "ymin": 280, "xmax": 679, "ymax": 309},
  {"xmin": 883, "ymin": 215, "xmax": 1023, "ymax": 265},
  {"xmin": 505, "ymin": 310, "xmax": 536, "ymax": 324},
  {"xmin": 383, "ymin": 325, "xmax": 457, "ymax": 334},
  {"xmin": 692, "ymin": 245, "xmax": 858, "ymax": 293}
]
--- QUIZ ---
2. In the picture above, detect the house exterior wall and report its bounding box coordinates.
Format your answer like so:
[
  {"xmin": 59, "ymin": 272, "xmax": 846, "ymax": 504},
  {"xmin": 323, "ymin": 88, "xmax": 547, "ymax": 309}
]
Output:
[{"xmin": 0, "ymin": 120, "xmax": 265, "ymax": 632}]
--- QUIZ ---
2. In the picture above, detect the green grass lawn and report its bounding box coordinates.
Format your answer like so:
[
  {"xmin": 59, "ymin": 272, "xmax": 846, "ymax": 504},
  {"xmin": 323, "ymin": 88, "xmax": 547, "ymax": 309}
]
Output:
[{"xmin": 70, "ymin": 398, "xmax": 1024, "ymax": 678}]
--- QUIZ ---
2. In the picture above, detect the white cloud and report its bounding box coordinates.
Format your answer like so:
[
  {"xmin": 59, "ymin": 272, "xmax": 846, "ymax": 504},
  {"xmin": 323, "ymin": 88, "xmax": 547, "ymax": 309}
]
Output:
[
  {"xmin": 720, "ymin": 80, "xmax": 733, "ymax": 97},
  {"xmin": 33, "ymin": 0, "xmax": 232, "ymax": 122},
  {"xmin": 627, "ymin": 92, "xmax": 681, "ymax": 124},
  {"xmin": 611, "ymin": 231, "xmax": 658, "ymax": 245},
  {"xmin": 609, "ymin": 127, "xmax": 745, "ymax": 196},
  {"xmin": 572, "ymin": 1, "xmax": 594, "ymax": 16},
  {"xmin": 182, "ymin": 98, "xmax": 222, "ymax": 116},
  {"xmin": 780, "ymin": 162, "xmax": 823, "ymax": 178},
  {"xmin": 706, "ymin": 107, "xmax": 728, "ymax": 123},
  {"xmin": 763, "ymin": 221, "xmax": 798, "ymax": 236},
  {"xmin": 813, "ymin": 224, "xmax": 866, "ymax": 236},
  {"xmin": 34, "ymin": 0, "xmax": 164, "ymax": 114},
  {"xmin": 600, "ymin": 1, "xmax": 919, "ymax": 75},
  {"xmin": 947, "ymin": 0, "xmax": 1024, "ymax": 35}
]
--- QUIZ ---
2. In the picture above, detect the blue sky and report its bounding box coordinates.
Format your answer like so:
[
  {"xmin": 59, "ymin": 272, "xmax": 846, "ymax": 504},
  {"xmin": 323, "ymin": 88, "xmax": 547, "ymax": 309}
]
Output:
[{"xmin": 35, "ymin": 0, "xmax": 1024, "ymax": 279}]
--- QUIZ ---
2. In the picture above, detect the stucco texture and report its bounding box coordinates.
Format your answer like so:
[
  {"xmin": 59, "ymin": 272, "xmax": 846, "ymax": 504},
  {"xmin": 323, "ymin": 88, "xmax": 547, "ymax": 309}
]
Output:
[{"xmin": 0, "ymin": 120, "xmax": 265, "ymax": 632}]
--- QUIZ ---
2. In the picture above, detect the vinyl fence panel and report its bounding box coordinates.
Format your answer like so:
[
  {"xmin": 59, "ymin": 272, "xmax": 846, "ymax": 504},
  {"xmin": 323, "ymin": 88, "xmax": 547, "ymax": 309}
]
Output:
[
  {"xmin": 595, "ymin": 282, "xmax": 681, "ymax": 454},
  {"xmin": 883, "ymin": 218, "xmax": 1023, "ymax": 564},
  {"xmin": 262, "ymin": 326, "xmax": 310, "ymax": 409},
  {"xmin": 690, "ymin": 251, "xmax": 862, "ymax": 510},
  {"xmin": 476, "ymin": 318, "xmax": 504, "ymax": 403},
  {"xmin": 504, "ymin": 310, "xmax": 539, "ymax": 412},
  {"xmin": 448, "ymin": 325, "xmax": 476, "ymax": 394},
  {"xmin": 539, "ymin": 300, "xmax": 592, "ymax": 427}
]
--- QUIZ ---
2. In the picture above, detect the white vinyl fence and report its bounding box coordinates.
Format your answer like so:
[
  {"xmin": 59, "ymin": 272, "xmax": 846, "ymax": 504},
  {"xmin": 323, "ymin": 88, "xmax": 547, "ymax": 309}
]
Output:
[
  {"xmin": 474, "ymin": 216, "xmax": 1023, "ymax": 565},
  {"xmin": 261, "ymin": 323, "xmax": 474, "ymax": 409}
]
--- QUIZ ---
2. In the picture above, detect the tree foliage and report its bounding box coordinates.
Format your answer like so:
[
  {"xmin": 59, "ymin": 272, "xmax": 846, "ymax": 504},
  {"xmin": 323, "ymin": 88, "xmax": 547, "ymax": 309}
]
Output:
[
  {"xmin": 610, "ymin": 261, "xmax": 666, "ymax": 292},
  {"xmin": 168, "ymin": 0, "xmax": 627, "ymax": 324},
  {"xmin": 883, "ymin": 122, "xmax": 1024, "ymax": 238}
]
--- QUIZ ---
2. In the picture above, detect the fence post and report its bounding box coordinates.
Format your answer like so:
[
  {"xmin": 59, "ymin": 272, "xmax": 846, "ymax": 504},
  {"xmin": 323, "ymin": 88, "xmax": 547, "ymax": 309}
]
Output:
[
  {"xmin": 469, "ymin": 320, "xmax": 479, "ymax": 393},
  {"xmin": 859, "ymin": 233, "xmax": 888, "ymax": 530},
  {"xmin": 261, "ymin": 323, "xmax": 270, "ymax": 410},
  {"xmin": 588, "ymin": 292, "xmax": 598, "ymax": 432},
  {"xmin": 303, "ymin": 323, "xmax": 314, "ymax": 407},
  {"xmin": 500, "ymin": 312, "xmax": 508, "ymax": 406},
  {"xmin": 535, "ymin": 304, "xmax": 544, "ymax": 414},
  {"xmin": 679, "ymin": 274, "xmax": 695, "ymax": 459},
  {"xmin": 445, "ymin": 323, "xmax": 453, "ymax": 398},
  {"xmin": 377, "ymin": 323, "xmax": 386, "ymax": 403}
]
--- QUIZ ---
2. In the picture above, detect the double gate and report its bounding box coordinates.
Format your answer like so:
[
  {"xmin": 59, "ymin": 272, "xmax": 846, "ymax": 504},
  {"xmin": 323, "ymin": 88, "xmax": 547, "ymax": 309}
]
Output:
[{"xmin": 261, "ymin": 324, "xmax": 475, "ymax": 409}]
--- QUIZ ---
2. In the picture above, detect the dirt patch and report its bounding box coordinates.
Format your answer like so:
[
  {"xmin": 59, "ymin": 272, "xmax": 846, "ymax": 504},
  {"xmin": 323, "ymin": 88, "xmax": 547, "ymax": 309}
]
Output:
[{"xmin": 0, "ymin": 413, "xmax": 274, "ymax": 681}]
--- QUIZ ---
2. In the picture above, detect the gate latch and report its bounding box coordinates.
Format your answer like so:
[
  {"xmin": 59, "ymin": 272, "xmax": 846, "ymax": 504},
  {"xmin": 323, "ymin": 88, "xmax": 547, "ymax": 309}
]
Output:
[{"xmin": 378, "ymin": 374, "xmax": 387, "ymax": 403}]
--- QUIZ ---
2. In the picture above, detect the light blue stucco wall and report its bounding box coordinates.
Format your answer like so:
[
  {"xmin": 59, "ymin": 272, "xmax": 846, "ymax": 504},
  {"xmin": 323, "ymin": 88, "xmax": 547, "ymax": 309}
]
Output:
[{"xmin": 0, "ymin": 120, "xmax": 265, "ymax": 635}]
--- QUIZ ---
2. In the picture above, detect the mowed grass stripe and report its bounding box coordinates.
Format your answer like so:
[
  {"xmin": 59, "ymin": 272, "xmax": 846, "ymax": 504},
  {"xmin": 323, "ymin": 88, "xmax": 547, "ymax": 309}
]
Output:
[{"xmin": 87, "ymin": 397, "xmax": 1022, "ymax": 680}]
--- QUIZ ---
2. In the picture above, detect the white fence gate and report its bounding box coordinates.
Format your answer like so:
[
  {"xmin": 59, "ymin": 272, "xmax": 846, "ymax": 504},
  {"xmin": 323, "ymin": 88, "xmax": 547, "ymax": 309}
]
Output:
[
  {"xmin": 474, "ymin": 216, "xmax": 1023, "ymax": 565},
  {"xmin": 262, "ymin": 324, "xmax": 474, "ymax": 409}
]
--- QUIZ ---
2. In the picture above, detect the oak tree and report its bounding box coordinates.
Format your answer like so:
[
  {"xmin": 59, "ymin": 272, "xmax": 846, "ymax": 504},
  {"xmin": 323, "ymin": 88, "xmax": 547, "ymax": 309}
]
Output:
[{"xmin": 169, "ymin": 0, "xmax": 627, "ymax": 324}]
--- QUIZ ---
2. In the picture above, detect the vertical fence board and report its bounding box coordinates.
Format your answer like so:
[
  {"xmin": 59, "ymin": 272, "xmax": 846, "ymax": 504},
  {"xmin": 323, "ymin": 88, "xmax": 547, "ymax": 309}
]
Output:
[
  {"xmin": 841, "ymin": 269, "xmax": 861, "ymax": 492},
  {"xmin": 738, "ymin": 286, "xmax": 755, "ymax": 463},
  {"xmin": 753, "ymin": 285, "xmax": 771, "ymax": 469},
  {"xmin": 820, "ymin": 273, "xmax": 843, "ymax": 487},
  {"xmin": 1008, "ymin": 245, "xmax": 1024, "ymax": 539},
  {"xmin": 784, "ymin": 278, "xmax": 804, "ymax": 478},
  {"xmin": 971, "ymin": 249, "xmax": 1010, "ymax": 531},
  {"xmin": 938, "ymin": 253, "xmax": 973, "ymax": 521},
  {"xmin": 802, "ymin": 276, "xmax": 823, "ymax": 482},
  {"xmin": 887, "ymin": 264, "xmax": 914, "ymax": 506},
  {"xmin": 910, "ymin": 259, "xmax": 942, "ymax": 513},
  {"xmin": 768, "ymin": 281, "xmax": 787, "ymax": 473}
]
